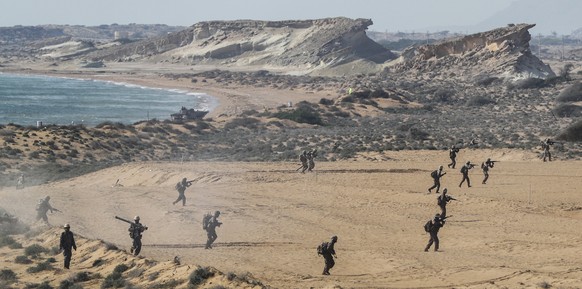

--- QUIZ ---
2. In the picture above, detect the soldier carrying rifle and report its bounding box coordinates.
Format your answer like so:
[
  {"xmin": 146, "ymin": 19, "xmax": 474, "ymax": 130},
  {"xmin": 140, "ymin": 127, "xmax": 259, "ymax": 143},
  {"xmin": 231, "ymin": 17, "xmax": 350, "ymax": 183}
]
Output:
[
  {"xmin": 437, "ymin": 188, "xmax": 457, "ymax": 218},
  {"xmin": 115, "ymin": 215, "xmax": 148, "ymax": 255},
  {"xmin": 459, "ymin": 161, "xmax": 476, "ymax": 188},
  {"xmin": 424, "ymin": 213, "xmax": 450, "ymax": 252},
  {"xmin": 173, "ymin": 178, "xmax": 193, "ymax": 206},
  {"xmin": 541, "ymin": 138, "xmax": 556, "ymax": 162},
  {"xmin": 36, "ymin": 196, "xmax": 60, "ymax": 225},
  {"xmin": 481, "ymin": 158, "xmax": 498, "ymax": 184}
]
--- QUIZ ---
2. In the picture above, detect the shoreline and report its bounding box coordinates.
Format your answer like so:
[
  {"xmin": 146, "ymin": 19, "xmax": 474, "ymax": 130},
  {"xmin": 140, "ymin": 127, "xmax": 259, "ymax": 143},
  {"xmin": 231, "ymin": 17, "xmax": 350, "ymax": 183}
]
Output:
[{"xmin": 0, "ymin": 65, "xmax": 337, "ymax": 120}]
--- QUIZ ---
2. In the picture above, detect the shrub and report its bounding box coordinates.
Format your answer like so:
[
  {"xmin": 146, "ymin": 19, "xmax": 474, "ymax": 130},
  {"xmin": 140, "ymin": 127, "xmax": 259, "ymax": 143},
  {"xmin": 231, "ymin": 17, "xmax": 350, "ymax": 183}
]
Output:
[
  {"xmin": 25, "ymin": 244, "xmax": 48, "ymax": 257},
  {"xmin": 507, "ymin": 78, "xmax": 547, "ymax": 89},
  {"xmin": 101, "ymin": 272, "xmax": 125, "ymax": 288},
  {"xmin": 556, "ymin": 81, "xmax": 582, "ymax": 102},
  {"xmin": 26, "ymin": 260, "xmax": 54, "ymax": 273},
  {"xmin": 0, "ymin": 269, "xmax": 17, "ymax": 282},
  {"xmin": 0, "ymin": 235, "xmax": 16, "ymax": 247},
  {"xmin": 466, "ymin": 95, "xmax": 495, "ymax": 106},
  {"xmin": 59, "ymin": 279, "xmax": 84, "ymax": 289},
  {"xmin": 553, "ymin": 103, "xmax": 582, "ymax": 117},
  {"xmin": 74, "ymin": 271, "xmax": 92, "ymax": 282},
  {"xmin": 189, "ymin": 267, "xmax": 214, "ymax": 286},
  {"xmin": 319, "ymin": 98, "xmax": 334, "ymax": 105},
  {"xmin": 223, "ymin": 117, "xmax": 261, "ymax": 130},
  {"xmin": 557, "ymin": 119, "xmax": 582, "ymax": 141},
  {"xmin": 15, "ymin": 255, "xmax": 32, "ymax": 264},
  {"xmin": 273, "ymin": 104, "xmax": 323, "ymax": 125}
]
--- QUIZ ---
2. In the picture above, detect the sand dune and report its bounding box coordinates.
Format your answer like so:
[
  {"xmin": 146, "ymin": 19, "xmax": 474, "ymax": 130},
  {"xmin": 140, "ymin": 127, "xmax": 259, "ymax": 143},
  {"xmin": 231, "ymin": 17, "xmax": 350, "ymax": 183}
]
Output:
[{"xmin": 2, "ymin": 149, "xmax": 582, "ymax": 288}]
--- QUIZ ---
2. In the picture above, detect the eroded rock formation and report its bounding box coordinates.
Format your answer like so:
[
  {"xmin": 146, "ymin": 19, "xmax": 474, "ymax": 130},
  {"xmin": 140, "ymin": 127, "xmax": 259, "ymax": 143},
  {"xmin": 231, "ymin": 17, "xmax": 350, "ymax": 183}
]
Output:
[
  {"xmin": 392, "ymin": 23, "xmax": 555, "ymax": 81},
  {"xmin": 87, "ymin": 17, "xmax": 397, "ymax": 74}
]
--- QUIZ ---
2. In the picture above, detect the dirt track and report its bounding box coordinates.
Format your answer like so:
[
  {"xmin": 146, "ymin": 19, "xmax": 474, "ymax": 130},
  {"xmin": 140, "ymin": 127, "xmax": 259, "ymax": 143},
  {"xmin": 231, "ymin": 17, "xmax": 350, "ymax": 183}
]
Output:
[{"xmin": 3, "ymin": 149, "xmax": 582, "ymax": 288}]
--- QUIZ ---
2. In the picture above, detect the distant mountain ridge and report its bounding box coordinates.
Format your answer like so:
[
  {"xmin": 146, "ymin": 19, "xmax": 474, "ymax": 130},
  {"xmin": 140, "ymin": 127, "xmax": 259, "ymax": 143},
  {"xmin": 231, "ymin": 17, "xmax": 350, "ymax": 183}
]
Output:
[{"xmin": 475, "ymin": 0, "xmax": 582, "ymax": 35}]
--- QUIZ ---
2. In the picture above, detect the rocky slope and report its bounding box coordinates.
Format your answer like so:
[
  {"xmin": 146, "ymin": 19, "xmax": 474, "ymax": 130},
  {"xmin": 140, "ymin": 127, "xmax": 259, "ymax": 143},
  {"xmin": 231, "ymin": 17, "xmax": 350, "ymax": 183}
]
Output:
[
  {"xmin": 390, "ymin": 23, "xmax": 555, "ymax": 81},
  {"xmin": 85, "ymin": 17, "xmax": 397, "ymax": 74}
]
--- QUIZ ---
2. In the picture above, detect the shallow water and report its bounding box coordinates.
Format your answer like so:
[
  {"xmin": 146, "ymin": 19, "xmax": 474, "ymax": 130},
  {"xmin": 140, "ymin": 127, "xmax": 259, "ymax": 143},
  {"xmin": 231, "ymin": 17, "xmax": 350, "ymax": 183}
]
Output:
[{"xmin": 0, "ymin": 73, "xmax": 217, "ymax": 126}]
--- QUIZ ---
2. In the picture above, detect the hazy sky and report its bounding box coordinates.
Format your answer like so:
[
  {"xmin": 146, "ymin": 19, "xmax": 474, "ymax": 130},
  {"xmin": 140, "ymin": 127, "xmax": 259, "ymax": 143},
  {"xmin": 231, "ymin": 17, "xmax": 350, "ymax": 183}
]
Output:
[{"xmin": 1, "ymin": 0, "xmax": 515, "ymax": 33}]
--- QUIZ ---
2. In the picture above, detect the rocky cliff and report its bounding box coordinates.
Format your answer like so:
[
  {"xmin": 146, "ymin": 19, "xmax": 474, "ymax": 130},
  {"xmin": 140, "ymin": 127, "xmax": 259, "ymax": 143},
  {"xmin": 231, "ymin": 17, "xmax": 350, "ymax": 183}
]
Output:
[
  {"xmin": 390, "ymin": 23, "xmax": 555, "ymax": 81},
  {"xmin": 86, "ymin": 17, "xmax": 397, "ymax": 74}
]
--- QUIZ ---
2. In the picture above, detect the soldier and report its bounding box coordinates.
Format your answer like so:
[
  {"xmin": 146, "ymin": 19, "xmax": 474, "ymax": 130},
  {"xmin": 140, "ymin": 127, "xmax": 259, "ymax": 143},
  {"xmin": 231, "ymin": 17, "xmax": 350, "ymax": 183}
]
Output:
[
  {"xmin": 447, "ymin": 146, "xmax": 460, "ymax": 169},
  {"xmin": 299, "ymin": 151, "xmax": 308, "ymax": 173},
  {"xmin": 437, "ymin": 188, "xmax": 456, "ymax": 218},
  {"xmin": 59, "ymin": 224, "xmax": 77, "ymax": 269},
  {"xmin": 541, "ymin": 138, "xmax": 555, "ymax": 162},
  {"xmin": 307, "ymin": 150, "xmax": 317, "ymax": 172},
  {"xmin": 173, "ymin": 178, "xmax": 192, "ymax": 206},
  {"xmin": 129, "ymin": 216, "xmax": 148, "ymax": 255},
  {"xmin": 424, "ymin": 214, "xmax": 446, "ymax": 252},
  {"xmin": 205, "ymin": 211, "xmax": 222, "ymax": 249},
  {"xmin": 318, "ymin": 235, "xmax": 338, "ymax": 275},
  {"xmin": 459, "ymin": 161, "xmax": 475, "ymax": 188},
  {"xmin": 481, "ymin": 158, "xmax": 495, "ymax": 184},
  {"xmin": 16, "ymin": 173, "xmax": 24, "ymax": 190},
  {"xmin": 428, "ymin": 166, "xmax": 446, "ymax": 194},
  {"xmin": 36, "ymin": 196, "xmax": 59, "ymax": 225}
]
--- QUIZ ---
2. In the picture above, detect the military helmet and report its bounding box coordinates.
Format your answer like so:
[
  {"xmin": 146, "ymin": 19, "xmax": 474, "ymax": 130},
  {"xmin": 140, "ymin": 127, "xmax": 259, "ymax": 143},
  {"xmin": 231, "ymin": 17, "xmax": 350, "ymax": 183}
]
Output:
[
  {"xmin": 134, "ymin": 216, "xmax": 140, "ymax": 221},
  {"xmin": 331, "ymin": 235, "xmax": 338, "ymax": 241},
  {"xmin": 302, "ymin": 150, "xmax": 307, "ymax": 154},
  {"xmin": 214, "ymin": 210, "xmax": 221, "ymax": 216},
  {"xmin": 182, "ymin": 177, "xmax": 187, "ymax": 182},
  {"xmin": 63, "ymin": 223, "xmax": 70, "ymax": 229},
  {"xmin": 439, "ymin": 165, "xmax": 443, "ymax": 170},
  {"xmin": 443, "ymin": 188, "xmax": 448, "ymax": 194},
  {"xmin": 487, "ymin": 158, "xmax": 491, "ymax": 162},
  {"xmin": 466, "ymin": 161, "xmax": 471, "ymax": 165},
  {"xmin": 45, "ymin": 196, "xmax": 51, "ymax": 200},
  {"xmin": 434, "ymin": 213, "xmax": 441, "ymax": 219}
]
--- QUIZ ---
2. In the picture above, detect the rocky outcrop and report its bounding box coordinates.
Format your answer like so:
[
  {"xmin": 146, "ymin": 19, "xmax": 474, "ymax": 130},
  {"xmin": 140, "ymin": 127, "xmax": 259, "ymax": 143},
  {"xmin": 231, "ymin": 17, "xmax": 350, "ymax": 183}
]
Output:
[
  {"xmin": 391, "ymin": 23, "xmax": 555, "ymax": 81},
  {"xmin": 86, "ymin": 17, "xmax": 397, "ymax": 75}
]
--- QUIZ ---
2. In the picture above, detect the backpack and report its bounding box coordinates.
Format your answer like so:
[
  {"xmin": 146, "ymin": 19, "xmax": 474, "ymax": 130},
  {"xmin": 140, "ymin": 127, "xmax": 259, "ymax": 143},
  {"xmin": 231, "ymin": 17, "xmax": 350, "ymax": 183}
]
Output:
[
  {"xmin": 430, "ymin": 170, "xmax": 438, "ymax": 179},
  {"xmin": 317, "ymin": 241, "xmax": 329, "ymax": 255},
  {"xmin": 460, "ymin": 166, "xmax": 468, "ymax": 174},
  {"xmin": 202, "ymin": 213, "xmax": 212, "ymax": 230},
  {"xmin": 423, "ymin": 220, "xmax": 432, "ymax": 233},
  {"xmin": 175, "ymin": 182, "xmax": 183, "ymax": 191}
]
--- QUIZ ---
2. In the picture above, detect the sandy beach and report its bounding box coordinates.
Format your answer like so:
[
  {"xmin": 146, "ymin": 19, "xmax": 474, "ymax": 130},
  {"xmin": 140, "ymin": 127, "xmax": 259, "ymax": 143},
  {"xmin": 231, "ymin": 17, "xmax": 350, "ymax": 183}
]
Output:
[{"xmin": 2, "ymin": 147, "xmax": 582, "ymax": 288}]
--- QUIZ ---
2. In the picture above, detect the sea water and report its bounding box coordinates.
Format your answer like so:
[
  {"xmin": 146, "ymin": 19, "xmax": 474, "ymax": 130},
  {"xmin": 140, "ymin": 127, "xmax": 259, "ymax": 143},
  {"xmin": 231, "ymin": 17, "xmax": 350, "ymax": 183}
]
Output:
[{"xmin": 0, "ymin": 73, "xmax": 218, "ymax": 126}]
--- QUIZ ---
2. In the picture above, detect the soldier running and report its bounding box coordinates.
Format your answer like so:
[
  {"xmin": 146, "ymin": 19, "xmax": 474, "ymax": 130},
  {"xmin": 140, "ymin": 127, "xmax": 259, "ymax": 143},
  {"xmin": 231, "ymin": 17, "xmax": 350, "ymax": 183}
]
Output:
[
  {"xmin": 424, "ymin": 214, "xmax": 446, "ymax": 252},
  {"xmin": 428, "ymin": 166, "xmax": 446, "ymax": 194},
  {"xmin": 459, "ymin": 161, "xmax": 475, "ymax": 188},
  {"xmin": 173, "ymin": 178, "xmax": 192, "ymax": 206},
  {"xmin": 437, "ymin": 188, "xmax": 456, "ymax": 218},
  {"xmin": 59, "ymin": 224, "xmax": 77, "ymax": 269},
  {"xmin": 447, "ymin": 146, "xmax": 460, "ymax": 169},
  {"xmin": 36, "ymin": 196, "xmax": 59, "ymax": 225},
  {"xmin": 204, "ymin": 211, "xmax": 222, "ymax": 249},
  {"xmin": 128, "ymin": 216, "xmax": 148, "ymax": 255},
  {"xmin": 299, "ymin": 151, "xmax": 308, "ymax": 173},
  {"xmin": 318, "ymin": 235, "xmax": 338, "ymax": 275},
  {"xmin": 307, "ymin": 150, "xmax": 317, "ymax": 172}
]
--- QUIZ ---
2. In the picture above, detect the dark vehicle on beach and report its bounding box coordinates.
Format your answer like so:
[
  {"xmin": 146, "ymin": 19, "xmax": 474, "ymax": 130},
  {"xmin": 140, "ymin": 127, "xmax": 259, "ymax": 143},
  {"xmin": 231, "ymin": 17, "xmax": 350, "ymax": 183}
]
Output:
[{"xmin": 170, "ymin": 107, "xmax": 209, "ymax": 121}]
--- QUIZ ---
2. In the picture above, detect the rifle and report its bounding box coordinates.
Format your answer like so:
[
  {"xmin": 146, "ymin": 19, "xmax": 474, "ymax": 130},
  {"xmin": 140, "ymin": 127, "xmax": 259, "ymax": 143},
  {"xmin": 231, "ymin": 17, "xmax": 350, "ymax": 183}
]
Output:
[
  {"xmin": 115, "ymin": 216, "xmax": 134, "ymax": 224},
  {"xmin": 441, "ymin": 215, "xmax": 453, "ymax": 220},
  {"xmin": 52, "ymin": 208, "xmax": 62, "ymax": 213}
]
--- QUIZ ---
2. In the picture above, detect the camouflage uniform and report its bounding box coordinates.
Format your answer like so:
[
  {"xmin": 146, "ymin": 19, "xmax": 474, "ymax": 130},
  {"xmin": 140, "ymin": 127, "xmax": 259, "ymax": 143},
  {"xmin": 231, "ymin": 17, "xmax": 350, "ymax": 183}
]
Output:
[
  {"xmin": 36, "ymin": 196, "xmax": 55, "ymax": 224},
  {"xmin": 459, "ymin": 162, "xmax": 474, "ymax": 188},
  {"xmin": 299, "ymin": 151, "xmax": 308, "ymax": 173},
  {"xmin": 173, "ymin": 178, "xmax": 192, "ymax": 206},
  {"xmin": 321, "ymin": 236, "xmax": 338, "ymax": 275},
  {"xmin": 447, "ymin": 146, "xmax": 460, "ymax": 169},
  {"xmin": 60, "ymin": 224, "xmax": 77, "ymax": 269},
  {"xmin": 205, "ymin": 211, "xmax": 222, "ymax": 249},
  {"xmin": 428, "ymin": 166, "xmax": 446, "ymax": 194},
  {"xmin": 129, "ymin": 217, "xmax": 148, "ymax": 255},
  {"xmin": 424, "ymin": 215, "xmax": 445, "ymax": 252}
]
